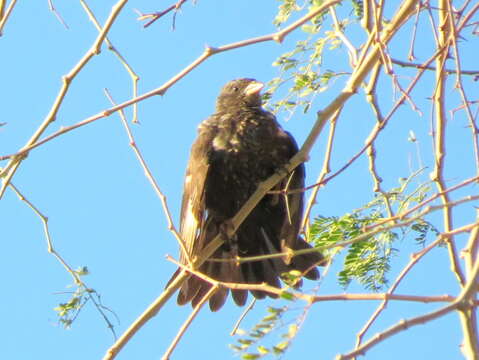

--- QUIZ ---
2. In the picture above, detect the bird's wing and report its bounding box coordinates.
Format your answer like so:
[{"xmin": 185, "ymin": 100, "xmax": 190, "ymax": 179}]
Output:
[
  {"xmin": 277, "ymin": 130, "xmax": 306, "ymax": 252},
  {"xmin": 276, "ymin": 129, "xmax": 322, "ymax": 276},
  {"xmin": 179, "ymin": 119, "xmax": 216, "ymax": 264}
]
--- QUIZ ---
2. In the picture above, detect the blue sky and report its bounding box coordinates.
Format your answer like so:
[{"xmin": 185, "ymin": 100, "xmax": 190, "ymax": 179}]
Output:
[{"xmin": 1, "ymin": 1, "xmax": 477, "ymax": 359}]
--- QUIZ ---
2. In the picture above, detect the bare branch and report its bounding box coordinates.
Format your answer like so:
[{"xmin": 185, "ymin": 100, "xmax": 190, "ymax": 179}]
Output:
[
  {"xmin": 301, "ymin": 109, "xmax": 340, "ymax": 232},
  {"xmin": 432, "ymin": 0, "xmax": 465, "ymax": 287},
  {"xmin": 338, "ymin": 301, "xmax": 460, "ymax": 360},
  {"xmin": 0, "ymin": 0, "xmax": 128, "ymax": 198},
  {"xmin": 9, "ymin": 183, "xmax": 117, "ymax": 336},
  {"xmin": 81, "ymin": 0, "xmax": 140, "ymax": 123},
  {"xmin": 103, "ymin": 89, "xmax": 191, "ymax": 265},
  {"xmin": 391, "ymin": 58, "xmax": 479, "ymax": 75},
  {"xmin": 0, "ymin": 0, "xmax": 17, "ymax": 35},
  {"xmin": 230, "ymin": 299, "xmax": 256, "ymax": 336},
  {"xmin": 138, "ymin": 0, "xmax": 189, "ymax": 28},
  {"xmin": 102, "ymin": 270, "xmax": 190, "ymax": 360},
  {"xmin": 0, "ymin": 0, "xmax": 342, "ymax": 191},
  {"xmin": 338, "ymin": 230, "xmax": 479, "ymax": 360},
  {"xmin": 161, "ymin": 286, "xmax": 218, "ymax": 360},
  {"xmin": 355, "ymin": 234, "xmax": 445, "ymax": 349},
  {"xmin": 48, "ymin": 0, "xmax": 69, "ymax": 29},
  {"xmin": 168, "ymin": 256, "xmax": 473, "ymax": 306},
  {"xmin": 459, "ymin": 217, "xmax": 479, "ymax": 359}
]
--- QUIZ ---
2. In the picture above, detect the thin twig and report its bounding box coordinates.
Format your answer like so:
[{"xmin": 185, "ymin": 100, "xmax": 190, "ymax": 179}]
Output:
[
  {"xmin": 391, "ymin": 58, "xmax": 479, "ymax": 75},
  {"xmin": 102, "ymin": 270, "xmax": 190, "ymax": 360},
  {"xmin": 407, "ymin": 0, "xmax": 421, "ymax": 60},
  {"xmin": 209, "ymin": 198, "xmax": 479, "ymax": 265},
  {"xmin": 447, "ymin": 5, "xmax": 479, "ymax": 171},
  {"xmin": 366, "ymin": 143, "xmax": 394, "ymax": 219},
  {"xmin": 161, "ymin": 286, "xmax": 218, "ymax": 360},
  {"xmin": 363, "ymin": 63, "xmax": 395, "ymax": 219},
  {"xmin": 337, "ymin": 237, "xmax": 479, "ymax": 360},
  {"xmin": 303, "ymin": 45, "xmax": 447, "ymax": 195},
  {"xmin": 103, "ymin": 88, "xmax": 191, "ymax": 265},
  {"xmin": 9, "ymin": 183, "xmax": 82, "ymax": 284},
  {"xmin": 103, "ymin": 2, "xmax": 420, "ymax": 358},
  {"xmin": 301, "ymin": 109, "xmax": 340, "ymax": 232},
  {"xmin": 81, "ymin": 0, "xmax": 140, "ymax": 123},
  {"xmin": 355, "ymin": 234, "xmax": 445, "ymax": 349},
  {"xmin": 329, "ymin": 6, "xmax": 358, "ymax": 66},
  {"xmin": 139, "ymin": 0, "xmax": 189, "ymax": 28},
  {"xmin": 456, "ymin": 2, "xmax": 479, "ymax": 33},
  {"xmin": 0, "ymin": 0, "xmax": 17, "ymax": 35},
  {"xmin": 48, "ymin": 0, "xmax": 69, "ymax": 29},
  {"xmin": 230, "ymin": 299, "xmax": 257, "ymax": 336},
  {"xmin": 0, "ymin": 0, "xmax": 342, "ymax": 185},
  {"xmin": 168, "ymin": 255, "xmax": 470, "ymax": 305},
  {"xmin": 8, "ymin": 182, "xmax": 117, "ymax": 336},
  {"xmin": 368, "ymin": 175, "xmax": 479, "ymax": 232},
  {"xmin": 338, "ymin": 301, "xmax": 460, "ymax": 359},
  {"xmin": 0, "ymin": 0, "xmax": 128, "ymax": 198}
]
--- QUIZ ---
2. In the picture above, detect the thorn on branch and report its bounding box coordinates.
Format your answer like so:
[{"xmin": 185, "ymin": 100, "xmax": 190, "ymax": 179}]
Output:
[
  {"xmin": 62, "ymin": 75, "xmax": 71, "ymax": 85},
  {"xmin": 273, "ymin": 34, "xmax": 284, "ymax": 43},
  {"xmin": 156, "ymin": 88, "xmax": 166, "ymax": 96},
  {"xmin": 204, "ymin": 45, "xmax": 219, "ymax": 56}
]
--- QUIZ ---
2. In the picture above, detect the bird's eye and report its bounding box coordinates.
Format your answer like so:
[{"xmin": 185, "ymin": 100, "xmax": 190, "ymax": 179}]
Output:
[{"xmin": 232, "ymin": 86, "xmax": 239, "ymax": 92}]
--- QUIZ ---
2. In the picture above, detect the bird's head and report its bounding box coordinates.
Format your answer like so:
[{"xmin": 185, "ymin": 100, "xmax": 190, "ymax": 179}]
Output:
[{"xmin": 215, "ymin": 78, "xmax": 264, "ymax": 112}]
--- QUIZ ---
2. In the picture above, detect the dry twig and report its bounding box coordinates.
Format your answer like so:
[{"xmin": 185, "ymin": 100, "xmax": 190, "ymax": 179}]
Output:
[
  {"xmin": 0, "ymin": 0, "xmax": 17, "ymax": 35},
  {"xmin": 103, "ymin": 89, "xmax": 191, "ymax": 265},
  {"xmin": 0, "ymin": 0, "xmax": 128, "ymax": 198}
]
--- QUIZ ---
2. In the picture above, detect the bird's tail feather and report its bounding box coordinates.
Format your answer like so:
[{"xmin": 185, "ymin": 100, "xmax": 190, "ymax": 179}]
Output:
[
  {"xmin": 167, "ymin": 234, "xmax": 322, "ymax": 310},
  {"xmin": 288, "ymin": 237, "xmax": 323, "ymax": 280}
]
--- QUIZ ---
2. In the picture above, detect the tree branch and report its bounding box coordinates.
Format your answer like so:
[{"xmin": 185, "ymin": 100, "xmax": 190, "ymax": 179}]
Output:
[
  {"xmin": 338, "ymin": 220, "xmax": 479, "ymax": 360},
  {"xmin": 0, "ymin": 0, "xmax": 128, "ymax": 198},
  {"xmin": 0, "ymin": 0, "xmax": 343, "ymax": 191},
  {"xmin": 391, "ymin": 58, "xmax": 479, "ymax": 75},
  {"xmin": 0, "ymin": 0, "xmax": 17, "ymax": 35},
  {"xmin": 103, "ymin": 89, "xmax": 191, "ymax": 265}
]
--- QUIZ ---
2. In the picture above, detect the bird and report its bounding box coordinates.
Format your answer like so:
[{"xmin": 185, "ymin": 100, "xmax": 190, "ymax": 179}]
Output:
[{"xmin": 167, "ymin": 78, "xmax": 323, "ymax": 311}]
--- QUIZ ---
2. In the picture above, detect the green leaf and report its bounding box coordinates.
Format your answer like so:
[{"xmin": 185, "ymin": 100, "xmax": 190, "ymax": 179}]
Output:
[
  {"xmin": 279, "ymin": 291, "xmax": 295, "ymax": 301},
  {"xmin": 257, "ymin": 346, "xmax": 270, "ymax": 355},
  {"xmin": 272, "ymin": 341, "xmax": 290, "ymax": 355},
  {"xmin": 238, "ymin": 339, "xmax": 254, "ymax": 346},
  {"xmin": 288, "ymin": 324, "xmax": 298, "ymax": 338},
  {"xmin": 242, "ymin": 353, "xmax": 261, "ymax": 360},
  {"xmin": 301, "ymin": 24, "xmax": 319, "ymax": 34}
]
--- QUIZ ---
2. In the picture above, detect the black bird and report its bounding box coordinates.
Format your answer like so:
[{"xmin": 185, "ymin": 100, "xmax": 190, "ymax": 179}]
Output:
[{"xmin": 168, "ymin": 78, "xmax": 322, "ymax": 311}]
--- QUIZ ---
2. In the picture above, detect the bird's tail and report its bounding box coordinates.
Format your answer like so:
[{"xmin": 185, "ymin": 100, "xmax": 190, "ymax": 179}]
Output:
[{"xmin": 166, "ymin": 235, "xmax": 323, "ymax": 312}]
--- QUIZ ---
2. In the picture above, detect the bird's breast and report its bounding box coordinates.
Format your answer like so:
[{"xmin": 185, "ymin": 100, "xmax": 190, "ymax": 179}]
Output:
[
  {"xmin": 204, "ymin": 109, "xmax": 291, "ymax": 216},
  {"xmin": 212, "ymin": 115, "xmax": 273, "ymax": 153}
]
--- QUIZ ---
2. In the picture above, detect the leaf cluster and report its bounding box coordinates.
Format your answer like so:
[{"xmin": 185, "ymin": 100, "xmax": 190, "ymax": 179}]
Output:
[
  {"xmin": 230, "ymin": 306, "xmax": 302, "ymax": 359},
  {"xmin": 309, "ymin": 175, "xmax": 438, "ymax": 291},
  {"xmin": 266, "ymin": 1, "xmax": 356, "ymax": 118},
  {"xmin": 54, "ymin": 266, "xmax": 91, "ymax": 328}
]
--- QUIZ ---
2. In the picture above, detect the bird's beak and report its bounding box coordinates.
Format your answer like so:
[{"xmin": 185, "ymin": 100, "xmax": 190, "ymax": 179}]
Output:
[{"xmin": 244, "ymin": 81, "xmax": 264, "ymax": 96}]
